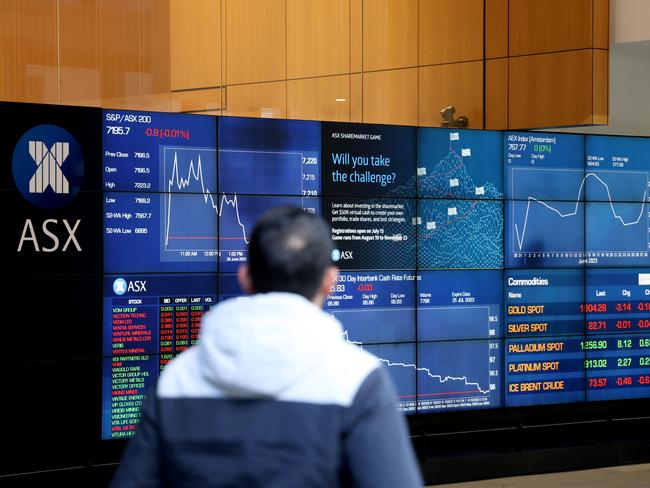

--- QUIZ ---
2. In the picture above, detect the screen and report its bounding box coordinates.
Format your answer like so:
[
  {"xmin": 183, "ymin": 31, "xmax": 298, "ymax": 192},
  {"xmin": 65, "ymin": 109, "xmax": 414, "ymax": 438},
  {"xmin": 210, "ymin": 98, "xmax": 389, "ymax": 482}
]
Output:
[
  {"xmin": 99, "ymin": 117, "xmax": 650, "ymax": 440},
  {"xmin": 5, "ymin": 102, "xmax": 648, "ymax": 443}
]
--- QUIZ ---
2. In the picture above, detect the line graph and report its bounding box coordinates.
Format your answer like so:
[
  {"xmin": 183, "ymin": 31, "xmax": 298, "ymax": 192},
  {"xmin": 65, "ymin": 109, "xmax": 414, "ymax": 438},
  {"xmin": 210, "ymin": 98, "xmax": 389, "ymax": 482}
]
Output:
[
  {"xmin": 343, "ymin": 332, "xmax": 500, "ymax": 412},
  {"xmin": 508, "ymin": 168, "xmax": 650, "ymax": 266},
  {"xmin": 161, "ymin": 148, "xmax": 317, "ymax": 267},
  {"xmin": 514, "ymin": 173, "xmax": 647, "ymax": 252},
  {"xmin": 161, "ymin": 148, "xmax": 218, "ymax": 262},
  {"xmin": 417, "ymin": 340, "xmax": 500, "ymax": 410},
  {"xmin": 219, "ymin": 194, "xmax": 320, "ymax": 272}
]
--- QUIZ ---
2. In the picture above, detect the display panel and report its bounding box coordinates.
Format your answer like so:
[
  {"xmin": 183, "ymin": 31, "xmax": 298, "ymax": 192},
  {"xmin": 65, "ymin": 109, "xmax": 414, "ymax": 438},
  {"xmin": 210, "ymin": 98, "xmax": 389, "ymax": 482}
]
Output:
[
  {"xmin": 584, "ymin": 268, "xmax": 650, "ymax": 401},
  {"xmin": 98, "ymin": 118, "xmax": 650, "ymax": 429},
  {"xmin": 102, "ymin": 274, "xmax": 217, "ymax": 439},
  {"xmin": 103, "ymin": 110, "xmax": 218, "ymax": 273},
  {"xmin": 219, "ymin": 195, "xmax": 319, "ymax": 272},
  {"xmin": 3, "ymin": 101, "xmax": 648, "ymax": 446},
  {"xmin": 417, "ymin": 128, "xmax": 503, "ymax": 199},
  {"xmin": 504, "ymin": 269, "xmax": 586, "ymax": 406},
  {"xmin": 321, "ymin": 122, "xmax": 416, "ymax": 198},
  {"xmin": 218, "ymin": 117, "xmax": 320, "ymax": 196},
  {"xmin": 505, "ymin": 132, "xmax": 586, "ymax": 268},
  {"xmin": 586, "ymin": 135, "xmax": 650, "ymax": 203},
  {"xmin": 418, "ymin": 270, "xmax": 502, "ymax": 341},
  {"xmin": 417, "ymin": 340, "xmax": 501, "ymax": 412},
  {"xmin": 418, "ymin": 199, "xmax": 503, "ymax": 269},
  {"xmin": 325, "ymin": 197, "xmax": 417, "ymax": 270}
]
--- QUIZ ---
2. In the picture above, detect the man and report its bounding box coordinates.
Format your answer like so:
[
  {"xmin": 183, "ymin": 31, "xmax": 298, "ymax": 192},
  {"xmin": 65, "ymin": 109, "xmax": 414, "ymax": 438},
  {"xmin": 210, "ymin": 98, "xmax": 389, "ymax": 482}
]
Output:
[{"xmin": 110, "ymin": 206, "xmax": 422, "ymax": 487}]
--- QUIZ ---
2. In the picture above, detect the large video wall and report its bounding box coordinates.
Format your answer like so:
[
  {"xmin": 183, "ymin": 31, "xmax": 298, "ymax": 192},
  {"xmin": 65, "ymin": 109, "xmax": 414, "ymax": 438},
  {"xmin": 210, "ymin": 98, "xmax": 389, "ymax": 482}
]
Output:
[
  {"xmin": 101, "ymin": 110, "xmax": 650, "ymax": 439},
  {"xmin": 1, "ymin": 102, "xmax": 649, "ymax": 446}
]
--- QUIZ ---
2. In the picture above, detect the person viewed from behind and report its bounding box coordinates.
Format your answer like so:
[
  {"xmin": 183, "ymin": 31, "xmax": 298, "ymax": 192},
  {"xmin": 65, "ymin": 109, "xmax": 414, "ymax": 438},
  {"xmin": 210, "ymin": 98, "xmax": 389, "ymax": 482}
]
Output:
[{"xmin": 110, "ymin": 206, "xmax": 423, "ymax": 487}]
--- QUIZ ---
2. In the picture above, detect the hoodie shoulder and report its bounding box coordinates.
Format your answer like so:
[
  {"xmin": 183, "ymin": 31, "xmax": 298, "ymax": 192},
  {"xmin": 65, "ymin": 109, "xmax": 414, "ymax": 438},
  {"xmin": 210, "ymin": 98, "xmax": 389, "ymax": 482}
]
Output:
[
  {"xmin": 157, "ymin": 347, "xmax": 223, "ymax": 398},
  {"xmin": 279, "ymin": 341, "xmax": 380, "ymax": 407}
]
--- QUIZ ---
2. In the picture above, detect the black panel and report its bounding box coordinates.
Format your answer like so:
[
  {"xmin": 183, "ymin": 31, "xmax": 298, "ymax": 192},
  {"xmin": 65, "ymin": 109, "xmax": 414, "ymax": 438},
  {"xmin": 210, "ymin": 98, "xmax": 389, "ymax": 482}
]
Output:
[
  {"xmin": 0, "ymin": 274, "xmax": 101, "ymax": 362},
  {"xmin": 0, "ymin": 101, "xmax": 102, "ymax": 192},
  {"xmin": 0, "ymin": 190, "xmax": 102, "ymax": 276}
]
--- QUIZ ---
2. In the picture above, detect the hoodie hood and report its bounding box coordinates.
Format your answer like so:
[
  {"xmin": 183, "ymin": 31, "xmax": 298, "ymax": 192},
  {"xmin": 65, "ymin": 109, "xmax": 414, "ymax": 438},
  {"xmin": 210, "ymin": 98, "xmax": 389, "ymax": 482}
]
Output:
[{"xmin": 198, "ymin": 292, "xmax": 345, "ymax": 399}]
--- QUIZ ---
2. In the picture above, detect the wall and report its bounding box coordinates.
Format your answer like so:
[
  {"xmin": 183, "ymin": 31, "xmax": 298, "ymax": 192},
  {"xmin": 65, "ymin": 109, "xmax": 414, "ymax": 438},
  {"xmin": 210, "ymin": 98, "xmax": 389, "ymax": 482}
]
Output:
[
  {"xmin": 0, "ymin": 1, "xmax": 609, "ymax": 131},
  {"xmin": 561, "ymin": 0, "xmax": 650, "ymax": 137}
]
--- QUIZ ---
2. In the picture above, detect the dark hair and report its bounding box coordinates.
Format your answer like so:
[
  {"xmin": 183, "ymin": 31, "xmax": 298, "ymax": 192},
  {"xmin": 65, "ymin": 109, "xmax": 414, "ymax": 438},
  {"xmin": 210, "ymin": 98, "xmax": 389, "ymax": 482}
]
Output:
[{"xmin": 248, "ymin": 206, "xmax": 334, "ymax": 300}]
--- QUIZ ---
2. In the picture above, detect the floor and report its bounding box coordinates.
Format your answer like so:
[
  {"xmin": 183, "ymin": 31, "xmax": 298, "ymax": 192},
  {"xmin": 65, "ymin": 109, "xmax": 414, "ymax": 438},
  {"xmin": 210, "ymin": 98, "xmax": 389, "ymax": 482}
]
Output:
[{"xmin": 430, "ymin": 463, "xmax": 650, "ymax": 488}]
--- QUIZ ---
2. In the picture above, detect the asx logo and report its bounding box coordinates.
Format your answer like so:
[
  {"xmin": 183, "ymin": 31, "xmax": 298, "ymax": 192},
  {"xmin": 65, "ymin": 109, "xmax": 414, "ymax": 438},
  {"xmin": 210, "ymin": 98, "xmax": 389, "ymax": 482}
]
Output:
[
  {"xmin": 28, "ymin": 141, "xmax": 71, "ymax": 194},
  {"xmin": 12, "ymin": 125, "xmax": 86, "ymax": 253},
  {"xmin": 331, "ymin": 249, "xmax": 353, "ymax": 262},
  {"xmin": 113, "ymin": 278, "xmax": 147, "ymax": 296},
  {"xmin": 12, "ymin": 125, "xmax": 84, "ymax": 209}
]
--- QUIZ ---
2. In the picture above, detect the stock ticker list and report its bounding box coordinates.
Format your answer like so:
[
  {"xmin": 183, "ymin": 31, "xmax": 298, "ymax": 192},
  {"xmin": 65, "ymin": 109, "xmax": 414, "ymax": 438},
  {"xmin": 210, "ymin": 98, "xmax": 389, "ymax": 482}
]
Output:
[
  {"xmin": 504, "ymin": 270, "xmax": 586, "ymax": 406},
  {"xmin": 102, "ymin": 275, "xmax": 217, "ymax": 439},
  {"xmin": 584, "ymin": 269, "xmax": 650, "ymax": 401}
]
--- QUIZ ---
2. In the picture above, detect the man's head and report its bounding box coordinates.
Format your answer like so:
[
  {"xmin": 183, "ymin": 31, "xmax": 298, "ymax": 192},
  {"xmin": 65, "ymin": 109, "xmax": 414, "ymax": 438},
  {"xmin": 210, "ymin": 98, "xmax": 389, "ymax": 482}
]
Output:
[{"xmin": 237, "ymin": 206, "xmax": 338, "ymax": 305}]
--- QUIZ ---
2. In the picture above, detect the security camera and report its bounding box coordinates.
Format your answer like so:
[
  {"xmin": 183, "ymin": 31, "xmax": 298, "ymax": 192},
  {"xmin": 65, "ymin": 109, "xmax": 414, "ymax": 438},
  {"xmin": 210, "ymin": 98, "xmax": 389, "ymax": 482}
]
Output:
[{"xmin": 440, "ymin": 105, "xmax": 468, "ymax": 128}]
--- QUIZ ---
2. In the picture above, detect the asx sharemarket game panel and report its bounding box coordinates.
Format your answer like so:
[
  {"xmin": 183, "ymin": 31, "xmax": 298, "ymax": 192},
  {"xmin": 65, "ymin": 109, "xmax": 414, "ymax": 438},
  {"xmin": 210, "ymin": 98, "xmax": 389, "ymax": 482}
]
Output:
[
  {"xmin": 218, "ymin": 117, "xmax": 320, "ymax": 196},
  {"xmin": 417, "ymin": 198, "xmax": 503, "ymax": 270},
  {"xmin": 504, "ymin": 269, "xmax": 587, "ymax": 406},
  {"xmin": 325, "ymin": 197, "xmax": 416, "ymax": 270},
  {"xmin": 585, "ymin": 268, "xmax": 650, "ymax": 401},
  {"xmin": 417, "ymin": 128, "xmax": 503, "ymax": 199},
  {"xmin": 321, "ymin": 123, "xmax": 417, "ymax": 270},
  {"xmin": 321, "ymin": 122, "xmax": 416, "ymax": 198},
  {"xmin": 505, "ymin": 132, "xmax": 586, "ymax": 268},
  {"xmin": 102, "ymin": 274, "xmax": 217, "ymax": 439},
  {"xmin": 103, "ymin": 110, "xmax": 219, "ymax": 273}
]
